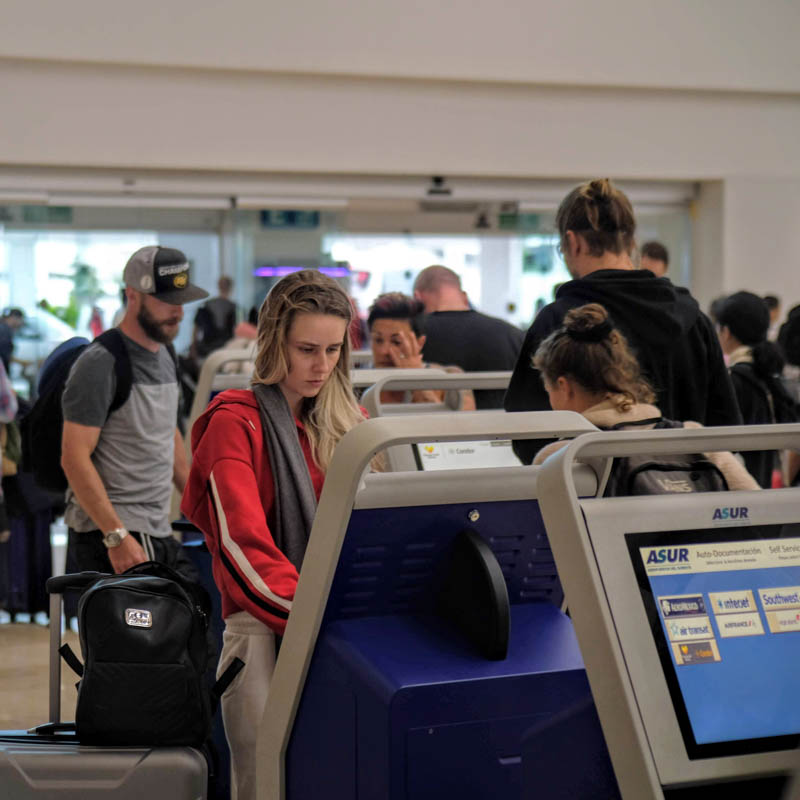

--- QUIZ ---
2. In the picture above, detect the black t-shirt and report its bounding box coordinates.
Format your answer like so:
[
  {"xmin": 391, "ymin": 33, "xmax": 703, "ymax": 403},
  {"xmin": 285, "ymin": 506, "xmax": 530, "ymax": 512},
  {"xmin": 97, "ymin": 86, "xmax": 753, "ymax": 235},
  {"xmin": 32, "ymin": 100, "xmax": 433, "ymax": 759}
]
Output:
[{"xmin": 421, "ymin": 310, "xmax": 525, "ymax": 409}]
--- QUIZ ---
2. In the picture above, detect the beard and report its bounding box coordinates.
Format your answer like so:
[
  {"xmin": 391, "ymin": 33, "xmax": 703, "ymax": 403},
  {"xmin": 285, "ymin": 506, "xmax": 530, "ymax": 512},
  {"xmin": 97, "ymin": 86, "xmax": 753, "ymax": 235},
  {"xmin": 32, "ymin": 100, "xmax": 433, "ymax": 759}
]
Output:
[{"xmin": 137, "ymin": 303, "xmax": 180, "ymax": 344}]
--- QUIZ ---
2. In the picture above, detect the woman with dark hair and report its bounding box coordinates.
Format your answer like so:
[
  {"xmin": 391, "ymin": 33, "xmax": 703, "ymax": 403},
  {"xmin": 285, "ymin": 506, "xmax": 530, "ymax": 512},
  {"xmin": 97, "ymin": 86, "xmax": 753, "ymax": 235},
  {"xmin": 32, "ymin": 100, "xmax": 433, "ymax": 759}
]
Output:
[
  {"xmin": 531, "ymin": 303, "xmax": 758, "ymax": 492},
  {"xmin": 505, "ymin": 177, "xmax": 740, "ymax": 464},
  {"xmin": 717, "ymin": 291, "xmax": 797, "ymax": 487},
  {"xmin": 181, "ymin": 269, "xmax": 369, "ymax": 800}
]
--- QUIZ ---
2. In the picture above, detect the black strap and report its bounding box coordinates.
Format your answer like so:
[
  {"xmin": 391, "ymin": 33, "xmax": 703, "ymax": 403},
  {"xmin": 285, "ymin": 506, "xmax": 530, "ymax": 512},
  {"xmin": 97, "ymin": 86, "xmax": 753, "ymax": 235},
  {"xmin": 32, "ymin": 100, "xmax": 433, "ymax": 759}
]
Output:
[
  {"xmin": 95, "ymin": 328, "xmax": 134, "ymax": 415},
  {"xmin": 211, "ymin": 657, "xmax": 245, "ymax": 709},
  {"xmin": 607, "ymin": 417, "xmax": 663, "ymax": 431},
  {"xmin": 58, "ymin": 643, "xmax": 84, "ymax": 678}
]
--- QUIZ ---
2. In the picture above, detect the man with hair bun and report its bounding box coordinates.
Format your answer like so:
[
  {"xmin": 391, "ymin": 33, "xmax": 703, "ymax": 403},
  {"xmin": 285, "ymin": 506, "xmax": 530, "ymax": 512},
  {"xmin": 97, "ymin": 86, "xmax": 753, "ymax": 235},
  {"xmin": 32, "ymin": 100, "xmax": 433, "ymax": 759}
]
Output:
[{"xmin": 505, "ymin": 178, "xmax": 740, "ymax": 464}]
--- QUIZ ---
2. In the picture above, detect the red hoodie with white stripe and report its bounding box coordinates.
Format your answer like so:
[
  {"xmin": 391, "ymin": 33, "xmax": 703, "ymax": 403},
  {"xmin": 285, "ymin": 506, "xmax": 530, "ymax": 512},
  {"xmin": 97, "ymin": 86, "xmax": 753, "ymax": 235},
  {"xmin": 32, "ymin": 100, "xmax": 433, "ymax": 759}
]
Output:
[{"xmin": 181, "ymin": 389, "xmax": 324, "ymax": 635}]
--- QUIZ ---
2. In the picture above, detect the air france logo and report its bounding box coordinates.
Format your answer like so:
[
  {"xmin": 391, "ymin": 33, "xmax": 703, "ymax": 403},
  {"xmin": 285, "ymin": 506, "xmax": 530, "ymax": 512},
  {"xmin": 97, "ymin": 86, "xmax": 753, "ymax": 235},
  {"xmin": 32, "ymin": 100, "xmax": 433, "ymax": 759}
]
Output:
[
  {"xmin": 712, "ymin": 507, "xmax": 748, "ymax": 521},
  {"xmin": 646, "ymin": 548, "xmax": 689, "ymax": 565}
]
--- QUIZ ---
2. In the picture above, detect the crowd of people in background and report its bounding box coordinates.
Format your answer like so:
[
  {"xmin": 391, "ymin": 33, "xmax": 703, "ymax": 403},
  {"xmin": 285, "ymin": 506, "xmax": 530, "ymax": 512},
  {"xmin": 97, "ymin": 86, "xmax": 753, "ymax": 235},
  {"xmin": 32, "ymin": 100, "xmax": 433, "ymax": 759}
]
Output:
[{"xmin": 3, "ymin": 178, "xmax": 800, "ymax": 799}]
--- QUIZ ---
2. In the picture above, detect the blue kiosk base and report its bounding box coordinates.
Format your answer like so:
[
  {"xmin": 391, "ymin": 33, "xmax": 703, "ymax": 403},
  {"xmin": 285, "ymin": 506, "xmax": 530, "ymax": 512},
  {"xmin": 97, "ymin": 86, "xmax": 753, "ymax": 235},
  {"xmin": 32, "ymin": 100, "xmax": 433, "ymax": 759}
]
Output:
[{"xmin": 287, "ymin": 603, "xmax": 602, "ymax": 800}]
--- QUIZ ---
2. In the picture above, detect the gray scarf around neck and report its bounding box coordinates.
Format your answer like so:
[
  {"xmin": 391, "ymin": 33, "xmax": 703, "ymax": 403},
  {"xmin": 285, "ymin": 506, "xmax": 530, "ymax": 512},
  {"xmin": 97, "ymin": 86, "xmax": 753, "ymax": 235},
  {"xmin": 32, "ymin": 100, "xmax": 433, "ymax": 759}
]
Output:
[{"xmin": 252, "ymin": 383, "xmax": 318, "ymax": 570}]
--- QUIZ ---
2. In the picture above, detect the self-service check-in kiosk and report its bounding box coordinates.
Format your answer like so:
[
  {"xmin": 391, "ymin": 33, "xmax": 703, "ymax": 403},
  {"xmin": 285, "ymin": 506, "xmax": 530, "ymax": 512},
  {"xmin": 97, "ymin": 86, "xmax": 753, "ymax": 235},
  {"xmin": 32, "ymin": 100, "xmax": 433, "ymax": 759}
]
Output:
[
  {"xmin": 537, "ymin": 424, "xmax": 800, "ymax": 799},
  {"xmin": 360, "ymin": 372, "xmax": 518, "ymax": 472},
  {"xmin": 256, "ymin": 411, "xmax": 601, "ymax": 799}
]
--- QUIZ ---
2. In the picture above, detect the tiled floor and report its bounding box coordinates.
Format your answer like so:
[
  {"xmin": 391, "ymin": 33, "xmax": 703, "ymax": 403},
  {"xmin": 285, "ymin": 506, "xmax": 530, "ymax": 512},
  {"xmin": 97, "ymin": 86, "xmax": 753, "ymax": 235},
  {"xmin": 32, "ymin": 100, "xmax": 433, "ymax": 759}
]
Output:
[{"xmin": 0, "ymin": 622, "xmax": 79, "ymax": 730}]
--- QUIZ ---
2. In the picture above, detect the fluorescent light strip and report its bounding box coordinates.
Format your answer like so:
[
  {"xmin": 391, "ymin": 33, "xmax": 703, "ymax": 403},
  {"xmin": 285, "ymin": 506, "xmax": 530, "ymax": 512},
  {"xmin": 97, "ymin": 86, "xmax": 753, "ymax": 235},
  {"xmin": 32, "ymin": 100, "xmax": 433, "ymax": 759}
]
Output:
[
  {"xmin": 48, "ymin": 194, "xmax": 233, "ymax": 209},
  {"xmin": 237, "ymin": 196, "xmax": 348, "ymax": 210},
  {"xmin": 0, "ymin": 191, "xmax": 50, "ymax": 204},
  {"xmin": 253, "ymin": 266, "xmax": 351, "ymax": 278}
]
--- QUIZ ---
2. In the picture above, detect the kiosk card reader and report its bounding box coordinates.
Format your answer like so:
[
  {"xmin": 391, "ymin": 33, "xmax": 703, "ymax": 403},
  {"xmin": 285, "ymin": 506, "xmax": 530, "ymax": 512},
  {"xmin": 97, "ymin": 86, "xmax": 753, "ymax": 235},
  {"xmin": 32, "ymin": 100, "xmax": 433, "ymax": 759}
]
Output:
[
  {"xmin": 256, "ymin": 411, "xmax": 601, "ymax": 800},
  {"xmin": 537, "ymin": 424, "xmax": 800, "ymax": 799}
]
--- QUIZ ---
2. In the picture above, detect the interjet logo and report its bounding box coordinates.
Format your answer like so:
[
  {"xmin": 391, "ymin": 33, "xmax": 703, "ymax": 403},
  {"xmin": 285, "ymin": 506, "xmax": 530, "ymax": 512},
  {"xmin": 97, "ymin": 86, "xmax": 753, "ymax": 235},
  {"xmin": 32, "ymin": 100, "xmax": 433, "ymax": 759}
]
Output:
[{"xmin": 712, "ymin": 507, "xmax": 748, "ymax": 521}]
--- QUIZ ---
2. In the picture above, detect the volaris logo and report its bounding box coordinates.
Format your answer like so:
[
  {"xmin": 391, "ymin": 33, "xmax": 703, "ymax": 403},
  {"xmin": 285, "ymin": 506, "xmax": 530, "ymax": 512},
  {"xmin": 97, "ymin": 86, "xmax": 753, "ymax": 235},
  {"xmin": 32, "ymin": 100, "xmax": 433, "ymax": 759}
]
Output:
[{"xmin": 712, "ymin": 507, "xmax": 748, "ymax": 521}]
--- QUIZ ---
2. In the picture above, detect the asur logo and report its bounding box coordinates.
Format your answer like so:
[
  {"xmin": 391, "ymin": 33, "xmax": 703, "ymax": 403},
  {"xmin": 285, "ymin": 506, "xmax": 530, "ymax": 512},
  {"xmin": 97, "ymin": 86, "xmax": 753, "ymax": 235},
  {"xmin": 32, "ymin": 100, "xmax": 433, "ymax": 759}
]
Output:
[
  {"xmin": 646, "ymin": 548, "xmax": 689, "ymax": 565},
  {"xmin": 712, "ymin": 507, "xmax": 749, "ymax": 521}
]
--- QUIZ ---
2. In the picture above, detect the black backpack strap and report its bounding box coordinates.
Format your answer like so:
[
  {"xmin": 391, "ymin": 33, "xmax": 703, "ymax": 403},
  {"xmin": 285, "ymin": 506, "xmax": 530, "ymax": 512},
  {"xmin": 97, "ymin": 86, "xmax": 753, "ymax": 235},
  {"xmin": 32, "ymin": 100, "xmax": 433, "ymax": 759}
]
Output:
[
  {"xmin": 165, "ymin": 342, "xmax": 179, "ymax": 380},
  {"xmin": 607, "ymin": 417, "xmax": 664, "ymax": 431},
  {"xmin": 94, "ymin": 328, "xmax": 133, "ymax": 415},
  {"xmin": 58, "ymin": 643, "xmax": 84, "ymax": 678}
]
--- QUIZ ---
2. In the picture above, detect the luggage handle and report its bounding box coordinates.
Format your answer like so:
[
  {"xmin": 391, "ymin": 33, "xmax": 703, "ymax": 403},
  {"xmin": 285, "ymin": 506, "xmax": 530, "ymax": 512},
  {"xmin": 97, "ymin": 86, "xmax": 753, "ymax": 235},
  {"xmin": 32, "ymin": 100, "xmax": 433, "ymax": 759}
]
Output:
[
  {"xmin": 29, "ymin": 721, "xmax": 77, "ymax": 736},
  {"xmin": 43, "ymin": 571, "xmax": 108, "ymax": 727},
  {"xmin": 46, "ymin": 571, "xmax": 110, "ymax": 595}
]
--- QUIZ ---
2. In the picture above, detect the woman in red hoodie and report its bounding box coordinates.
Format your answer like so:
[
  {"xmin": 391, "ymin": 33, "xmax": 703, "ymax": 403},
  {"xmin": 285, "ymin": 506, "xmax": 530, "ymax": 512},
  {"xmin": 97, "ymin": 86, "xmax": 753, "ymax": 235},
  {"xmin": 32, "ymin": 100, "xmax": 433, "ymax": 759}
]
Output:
[{"xmin": 181, "ymin": 269, "xmax": 366, "ymax": 800}]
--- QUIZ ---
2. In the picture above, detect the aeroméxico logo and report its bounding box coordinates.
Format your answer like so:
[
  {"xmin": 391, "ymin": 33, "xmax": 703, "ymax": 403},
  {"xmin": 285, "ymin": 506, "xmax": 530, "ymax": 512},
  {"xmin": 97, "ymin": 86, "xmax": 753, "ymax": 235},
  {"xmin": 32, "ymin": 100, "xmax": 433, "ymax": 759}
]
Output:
[
  {"xmin": 646, "ymin": 548, "xmax": 689, "ymax": 565},
  {"xmin": 712, "ymin": 507, "xmax": 749, "ymax": 521}
]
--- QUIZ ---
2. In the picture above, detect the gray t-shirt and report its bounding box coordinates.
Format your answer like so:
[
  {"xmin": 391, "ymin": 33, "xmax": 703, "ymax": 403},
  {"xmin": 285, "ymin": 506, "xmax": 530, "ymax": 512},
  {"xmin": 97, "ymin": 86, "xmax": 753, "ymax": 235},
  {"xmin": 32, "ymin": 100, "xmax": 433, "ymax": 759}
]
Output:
[{"xmin": 62, "ymin": 334, "xmax": 178, "ymax": 537}]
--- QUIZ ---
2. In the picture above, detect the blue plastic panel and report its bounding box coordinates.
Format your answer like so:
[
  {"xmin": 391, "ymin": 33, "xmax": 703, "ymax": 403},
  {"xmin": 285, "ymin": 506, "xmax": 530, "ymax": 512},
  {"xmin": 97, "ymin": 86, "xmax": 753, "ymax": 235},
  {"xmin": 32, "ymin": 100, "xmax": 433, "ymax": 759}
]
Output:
[{"xmin": 324, "ymin": 500, "xmax": 562, "ymax": 622}]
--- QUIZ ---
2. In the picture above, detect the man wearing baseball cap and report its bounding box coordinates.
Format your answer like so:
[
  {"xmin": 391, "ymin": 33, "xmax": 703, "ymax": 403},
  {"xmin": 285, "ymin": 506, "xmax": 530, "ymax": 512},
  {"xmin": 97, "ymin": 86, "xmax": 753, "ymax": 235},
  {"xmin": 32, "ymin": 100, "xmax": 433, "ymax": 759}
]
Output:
[{"xmin": 61, "ymin": 246, "xmax": 209, "ymax": 584}]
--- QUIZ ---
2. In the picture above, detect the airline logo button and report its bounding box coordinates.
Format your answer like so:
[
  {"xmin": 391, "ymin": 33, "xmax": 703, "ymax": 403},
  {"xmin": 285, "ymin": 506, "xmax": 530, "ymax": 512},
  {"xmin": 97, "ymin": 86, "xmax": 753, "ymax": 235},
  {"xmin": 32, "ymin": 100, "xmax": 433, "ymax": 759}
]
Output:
[
  {"xmin": 665, "ymin": 616, "xmax": 714, "ymax": 642},
  {"xmin": 716, "ymin": 612, "xmax": 765, "ymax": 638},
  {"xmin": 758, "ymin": 587, "xmax": 800, "ymax": 610},
  {"xmin": 672, "ymin": 640, "xmax": 721, "ymax": 665},
  {"xmin": 709, "ymin": 590, "xmax": 757, "ymax": 614},
  {"xmin": 766, "ymin": 609, "xmax": 800, "ymax": 634},
  {"xmin": 659, "ymin": 595, "xmax": 706, "ymax": 618}
]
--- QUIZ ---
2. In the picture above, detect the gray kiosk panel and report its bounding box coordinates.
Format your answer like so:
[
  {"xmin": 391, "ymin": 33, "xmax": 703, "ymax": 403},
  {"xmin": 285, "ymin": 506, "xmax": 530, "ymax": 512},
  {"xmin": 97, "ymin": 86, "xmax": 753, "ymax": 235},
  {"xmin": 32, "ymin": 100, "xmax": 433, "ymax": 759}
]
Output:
[{"xmin": 538, "ymin": 424, "xmax": 800, "ymax": 799}]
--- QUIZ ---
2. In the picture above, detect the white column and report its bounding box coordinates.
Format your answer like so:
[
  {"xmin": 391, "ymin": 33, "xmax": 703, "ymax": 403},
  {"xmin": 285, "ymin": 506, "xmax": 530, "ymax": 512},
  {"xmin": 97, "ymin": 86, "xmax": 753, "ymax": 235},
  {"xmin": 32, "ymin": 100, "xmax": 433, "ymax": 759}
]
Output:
[
  {"xmin": 692, "ymin": 178, "xmax": 800, "ymax": 318},
  {"xmin": 477, "ymin": 237, "xmax": 518, "ymax": 322}
]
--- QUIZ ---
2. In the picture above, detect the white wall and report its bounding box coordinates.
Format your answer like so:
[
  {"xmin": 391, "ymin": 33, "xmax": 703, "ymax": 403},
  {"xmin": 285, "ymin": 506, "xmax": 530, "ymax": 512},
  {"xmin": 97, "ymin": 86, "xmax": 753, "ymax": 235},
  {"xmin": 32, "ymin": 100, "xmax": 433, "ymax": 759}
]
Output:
[
  {"xmin": 1, "ymin": 0, "xmax": 798, "ymax": 93},
  {"xmin": 722, "ymin": 178, "xmax": 800, "ymax": 306},
  {"xmin": 2, "ymin": 58, "xmax": 800, "ymax": 180}
]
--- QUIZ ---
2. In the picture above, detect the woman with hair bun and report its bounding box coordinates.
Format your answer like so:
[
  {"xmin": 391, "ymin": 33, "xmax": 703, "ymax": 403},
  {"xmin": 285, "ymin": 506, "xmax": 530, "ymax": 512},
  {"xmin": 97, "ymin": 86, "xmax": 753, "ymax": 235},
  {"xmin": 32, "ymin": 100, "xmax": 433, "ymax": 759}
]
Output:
[
  {"xmin": 181, "ymin": 269, "xmax": 368, "ymax": 800},
  {"xmin": 716, "ymin": 291, "xmax": 798, "ymax": 487},
  {"xmin": 505, "ymin": 178, "xmax": 740, "ymax": 464},
  {"xmin": 531, "ymin": 303, "xmax": 759, "ymax": 492}
]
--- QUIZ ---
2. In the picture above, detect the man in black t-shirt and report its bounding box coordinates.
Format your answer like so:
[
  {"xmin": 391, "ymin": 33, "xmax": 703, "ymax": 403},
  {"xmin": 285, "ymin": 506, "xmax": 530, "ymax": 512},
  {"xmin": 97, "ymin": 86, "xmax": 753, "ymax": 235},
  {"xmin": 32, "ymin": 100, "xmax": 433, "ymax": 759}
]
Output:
[{"xmin": 413, "ymin": 265, "xmax": 524, "ymax": 409}]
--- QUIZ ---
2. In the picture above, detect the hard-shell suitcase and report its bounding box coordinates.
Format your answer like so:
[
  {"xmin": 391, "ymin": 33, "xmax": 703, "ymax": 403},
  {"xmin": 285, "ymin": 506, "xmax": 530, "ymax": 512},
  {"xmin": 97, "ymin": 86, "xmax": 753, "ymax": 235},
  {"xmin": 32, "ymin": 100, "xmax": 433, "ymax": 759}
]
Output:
[{"xmin": 0, "ymin": 572, "xmax": 208, "ymax": 799}]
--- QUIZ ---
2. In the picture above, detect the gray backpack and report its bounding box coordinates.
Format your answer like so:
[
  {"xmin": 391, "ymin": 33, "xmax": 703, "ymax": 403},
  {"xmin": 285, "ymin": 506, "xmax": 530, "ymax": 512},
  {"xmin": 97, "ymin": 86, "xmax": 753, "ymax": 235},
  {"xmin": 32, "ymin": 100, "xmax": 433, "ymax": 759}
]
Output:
[{"xmin": 602, "ymin": 417, "xmax": 729, "ymax": 497}]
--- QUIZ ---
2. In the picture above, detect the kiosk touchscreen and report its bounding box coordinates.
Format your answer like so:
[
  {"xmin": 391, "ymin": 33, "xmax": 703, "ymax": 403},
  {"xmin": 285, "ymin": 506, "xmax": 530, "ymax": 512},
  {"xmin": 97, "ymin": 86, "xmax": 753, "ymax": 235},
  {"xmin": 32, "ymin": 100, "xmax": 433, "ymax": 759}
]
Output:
[
  {"xmin": 581, "ymin": 495, "xmax": 800, "ymax": 794},
  {"xmin": 414, "ymin": 438, "xmax": 521, "ymax": 470},
  {"xmin": 629, "ymin": 524, "xmax": 800, "ymax": 758},
  {"xmin": 538, "ymin": 425, "xmax": 800, "ymax": 799}
]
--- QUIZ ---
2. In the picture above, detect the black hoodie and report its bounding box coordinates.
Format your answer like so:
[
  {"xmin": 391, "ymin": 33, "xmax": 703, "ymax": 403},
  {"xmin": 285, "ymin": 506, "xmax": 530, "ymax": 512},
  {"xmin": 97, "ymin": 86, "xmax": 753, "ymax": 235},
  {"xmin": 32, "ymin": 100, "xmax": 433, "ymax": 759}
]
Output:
[{"xmin": 504, "ymin": 270, "xmax": 742, "ymax": 464}]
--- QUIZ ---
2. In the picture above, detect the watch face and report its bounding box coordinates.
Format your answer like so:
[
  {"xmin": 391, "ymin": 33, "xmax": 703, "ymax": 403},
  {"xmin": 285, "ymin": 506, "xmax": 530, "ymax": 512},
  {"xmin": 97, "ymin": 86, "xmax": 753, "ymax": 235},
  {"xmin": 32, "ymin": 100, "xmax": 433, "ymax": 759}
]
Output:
[{"xmin": 105, "ymin": 532, "xmax": 121, "ymax": 547}]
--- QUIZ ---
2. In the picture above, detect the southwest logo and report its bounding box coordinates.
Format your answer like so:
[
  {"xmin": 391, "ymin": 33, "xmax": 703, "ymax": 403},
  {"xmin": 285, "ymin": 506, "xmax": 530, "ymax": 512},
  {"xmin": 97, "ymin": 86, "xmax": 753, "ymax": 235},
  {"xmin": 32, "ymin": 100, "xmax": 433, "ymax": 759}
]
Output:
[
  {"xmin": 712, "ymin": 507, "xmax": 748, "ymax": 521},
  {"xmin": 646, "ymin": 548, "xmax": 689, "ymax": 564}
]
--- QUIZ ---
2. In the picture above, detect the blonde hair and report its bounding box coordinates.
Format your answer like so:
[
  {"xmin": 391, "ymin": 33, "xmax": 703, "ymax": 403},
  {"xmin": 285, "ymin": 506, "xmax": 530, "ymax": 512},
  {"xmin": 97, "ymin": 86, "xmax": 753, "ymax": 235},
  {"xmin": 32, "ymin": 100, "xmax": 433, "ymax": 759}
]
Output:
[
  {"xmin": 533, "ymin": 303, "xmax": 655, "ymax": 412},
  {"xmin": 252, "ymin": 270, "xmax": 364, "ymax": 472}
]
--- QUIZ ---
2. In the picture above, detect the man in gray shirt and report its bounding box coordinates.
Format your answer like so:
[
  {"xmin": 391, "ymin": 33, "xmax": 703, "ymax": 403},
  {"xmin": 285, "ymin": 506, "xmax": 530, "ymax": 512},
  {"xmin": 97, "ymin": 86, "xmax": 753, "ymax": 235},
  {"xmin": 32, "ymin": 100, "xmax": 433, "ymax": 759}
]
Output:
[{"xmin": 62, "ymin": 246, "xmax": 208, "ymax": 576}]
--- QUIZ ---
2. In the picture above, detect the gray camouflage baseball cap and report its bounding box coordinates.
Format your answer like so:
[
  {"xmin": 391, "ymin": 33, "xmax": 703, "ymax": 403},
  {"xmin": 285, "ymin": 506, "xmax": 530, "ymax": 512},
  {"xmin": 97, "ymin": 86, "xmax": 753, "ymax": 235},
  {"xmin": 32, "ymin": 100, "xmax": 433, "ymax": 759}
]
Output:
[{"xmin": 123, "ymin": 246, "xmax": 209, "ymax": 305}]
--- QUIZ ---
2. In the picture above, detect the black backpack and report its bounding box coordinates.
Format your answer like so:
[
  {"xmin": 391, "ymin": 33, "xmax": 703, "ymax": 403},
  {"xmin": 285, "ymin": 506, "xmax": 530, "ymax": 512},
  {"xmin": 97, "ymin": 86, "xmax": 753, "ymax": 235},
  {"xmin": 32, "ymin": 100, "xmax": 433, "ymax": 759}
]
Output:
[
  {"xmin": 53, "ymin": 562, "xmax": 243, "ymax": 746},
  {"xmin": 602, "ymin": 417, "xmax": 729, "ymax": 497},
  {"xmin": 21, "ymin": 329, "xmax": 178, "ymax": 493},
  {"xmin": 730, "ymin": 361, "xmax": 798, "ymax": 425},
  {"xmin": 194, "ymin": 304, "xmax": 235, "ymax": 358}
]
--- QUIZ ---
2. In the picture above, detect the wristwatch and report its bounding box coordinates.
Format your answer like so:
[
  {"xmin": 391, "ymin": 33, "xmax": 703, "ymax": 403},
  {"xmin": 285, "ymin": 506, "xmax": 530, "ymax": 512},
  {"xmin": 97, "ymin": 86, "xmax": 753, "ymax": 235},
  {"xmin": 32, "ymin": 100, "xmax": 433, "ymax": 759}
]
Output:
[{"xmin": 102, "ymin": 528, "xmax": 129, "ymax": 548}]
